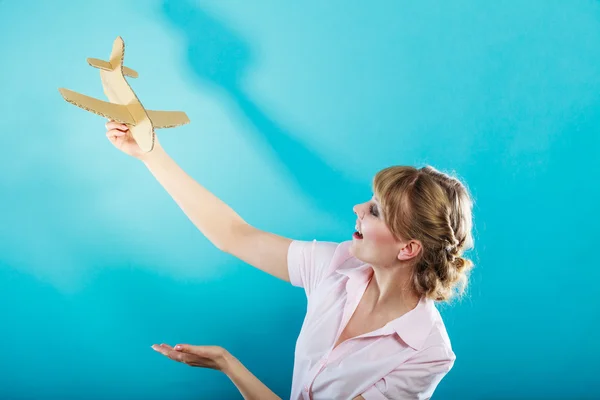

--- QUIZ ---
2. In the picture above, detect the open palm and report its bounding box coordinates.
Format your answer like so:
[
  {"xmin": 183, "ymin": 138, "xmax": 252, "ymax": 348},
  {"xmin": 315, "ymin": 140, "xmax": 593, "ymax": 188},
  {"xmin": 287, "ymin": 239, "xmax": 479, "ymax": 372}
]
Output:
[{"xmin": 151, "ymin": 343, "xmax": 229, "ymax": 371}]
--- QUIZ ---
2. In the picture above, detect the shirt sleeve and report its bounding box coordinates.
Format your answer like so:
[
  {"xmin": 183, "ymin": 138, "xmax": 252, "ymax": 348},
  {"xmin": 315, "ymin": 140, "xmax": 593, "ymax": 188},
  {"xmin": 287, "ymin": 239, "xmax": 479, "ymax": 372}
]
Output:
[
  {"xmin": 287, "ymin": 239, "xmax": 340, "ymax": 297},
  {"xmin": 360, "ymin": 345, "xmax": 455, "ymax": 400}
]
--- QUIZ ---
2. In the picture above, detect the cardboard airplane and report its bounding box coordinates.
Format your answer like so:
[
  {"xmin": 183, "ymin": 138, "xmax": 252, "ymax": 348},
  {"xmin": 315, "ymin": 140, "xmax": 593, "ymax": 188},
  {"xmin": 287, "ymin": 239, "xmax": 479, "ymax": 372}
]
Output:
[{"xmin": 59, "ymin": 36, "xmax": 190, "ymax": 153}]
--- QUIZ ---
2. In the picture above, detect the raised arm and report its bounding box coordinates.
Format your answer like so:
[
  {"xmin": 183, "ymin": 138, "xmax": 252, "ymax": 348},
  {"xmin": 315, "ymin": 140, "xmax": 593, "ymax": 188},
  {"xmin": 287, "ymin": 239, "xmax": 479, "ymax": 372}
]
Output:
[
  {"xmin": 142, "ymin": 143, "xmax": 293, "ymax": 281},
  {"xmin": 140, "ymin": 142, "xmax": 248, "ymax": 252},
  {"xmin": 104, "ymin": 121, "xmax": 293, "ymax": 281}
]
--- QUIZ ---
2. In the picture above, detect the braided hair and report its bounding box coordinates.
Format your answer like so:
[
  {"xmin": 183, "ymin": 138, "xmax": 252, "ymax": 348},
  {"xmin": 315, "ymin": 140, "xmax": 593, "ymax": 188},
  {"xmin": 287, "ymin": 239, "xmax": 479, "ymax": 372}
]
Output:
[{"xmin": 373, "ymin": 165, "xmax": 475, "ymax": 302}]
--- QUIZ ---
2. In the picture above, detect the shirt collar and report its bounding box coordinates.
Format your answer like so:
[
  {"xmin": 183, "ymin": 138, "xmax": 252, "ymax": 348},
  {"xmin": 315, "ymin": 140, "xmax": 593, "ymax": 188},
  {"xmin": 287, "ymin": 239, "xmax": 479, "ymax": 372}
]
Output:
[
  {"xmin": 337, "ymin": 264, "xmax": 437, "ymax": 351},
  {"xmin": 387, "ymin": 296, "xmax": 437, "ymax": 350}
]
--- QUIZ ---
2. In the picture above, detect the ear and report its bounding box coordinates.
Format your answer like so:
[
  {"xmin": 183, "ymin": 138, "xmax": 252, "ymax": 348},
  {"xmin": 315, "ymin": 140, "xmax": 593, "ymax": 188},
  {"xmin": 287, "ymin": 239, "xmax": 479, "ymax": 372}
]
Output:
[{"xmin": 397, "ymin": 240, "xmax": 422, "ymax": 261}]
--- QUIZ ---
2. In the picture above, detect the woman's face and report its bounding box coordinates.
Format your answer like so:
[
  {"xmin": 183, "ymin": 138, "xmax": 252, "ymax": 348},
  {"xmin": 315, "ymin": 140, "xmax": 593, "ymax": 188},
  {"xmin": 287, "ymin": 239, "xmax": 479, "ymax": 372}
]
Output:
[{"xmin": 350, "ymin": 196, "xmax": 404, "ymax": 267}]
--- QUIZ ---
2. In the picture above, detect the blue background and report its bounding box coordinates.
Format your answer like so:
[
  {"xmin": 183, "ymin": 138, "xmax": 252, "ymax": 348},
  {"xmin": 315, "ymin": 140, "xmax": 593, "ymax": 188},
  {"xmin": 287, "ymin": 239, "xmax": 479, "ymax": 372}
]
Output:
[{"xmin": 1, "ymin": 0, "xmax": 598, "ymax": 399}]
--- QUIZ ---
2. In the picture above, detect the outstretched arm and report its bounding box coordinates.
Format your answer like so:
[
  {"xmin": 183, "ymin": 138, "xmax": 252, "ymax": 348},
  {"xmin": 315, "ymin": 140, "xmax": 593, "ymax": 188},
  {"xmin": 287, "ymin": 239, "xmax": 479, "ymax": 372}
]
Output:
[
  {"xmin": 152, "ymin": 343, "xmax": 281, "ymax": 400},
  {"xmin": 105, "ymin": 120, "xmax": 294, "ymax": 280},
  {"xmin": 142, "ymin": 143, "xmax": 247, "ymax": 251},
  {"xmin": 140, "ymin": 139, "xmax": 293, "ymax": 281}
]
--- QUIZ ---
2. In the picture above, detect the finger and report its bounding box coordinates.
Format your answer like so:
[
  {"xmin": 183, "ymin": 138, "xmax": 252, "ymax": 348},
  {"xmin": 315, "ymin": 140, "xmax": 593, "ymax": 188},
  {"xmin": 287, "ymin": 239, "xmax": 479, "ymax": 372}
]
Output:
[
  {"xmin": 175, "ymin": 344, "xmax": 222, "ymax": 358},
  {"xmin": 174, "ymin": 344, "xmax": 197, "ymax": 353},
  {"xmin": 166, "ymin": 349, "xmax": 190, "ymax": 364},
  {"xmin": 105, "ymin": 120, "xmax": 129, "ymax": 131},
  {"xmin": 106, "ymin": 129, "xmax": 127, "ymax": 139},
  {"xmin": 152, "ymin": 344, "xmax": 183, "ymax": 361},
  {"xmin": 151, "ymin": 344, "xmax": 164, "ymax": 353},
  {"xmin": 152, "ymin": 343, "xmax": 173, "ymax": 351}
]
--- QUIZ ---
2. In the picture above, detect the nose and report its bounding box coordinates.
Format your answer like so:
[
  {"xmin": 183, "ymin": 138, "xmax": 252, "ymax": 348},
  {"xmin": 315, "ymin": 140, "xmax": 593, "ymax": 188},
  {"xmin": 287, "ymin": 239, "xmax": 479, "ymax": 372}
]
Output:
[{"xmin": 353, "ymin": 203, "xmax": 365, "ymax": 219}]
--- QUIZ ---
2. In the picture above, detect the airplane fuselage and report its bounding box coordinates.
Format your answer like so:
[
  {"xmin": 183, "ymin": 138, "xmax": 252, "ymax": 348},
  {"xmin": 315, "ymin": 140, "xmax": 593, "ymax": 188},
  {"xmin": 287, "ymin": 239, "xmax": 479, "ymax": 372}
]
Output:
[{"xmin": 100, "ymin": 38, "xmax": 154, "ymax": 152}]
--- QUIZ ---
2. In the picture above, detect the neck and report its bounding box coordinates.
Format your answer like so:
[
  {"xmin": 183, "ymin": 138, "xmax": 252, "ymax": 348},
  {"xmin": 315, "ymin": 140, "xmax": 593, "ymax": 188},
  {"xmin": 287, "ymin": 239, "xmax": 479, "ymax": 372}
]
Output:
[{"xmin": 365, "ymin": 263, "xmax": 421, "ymax": 314}]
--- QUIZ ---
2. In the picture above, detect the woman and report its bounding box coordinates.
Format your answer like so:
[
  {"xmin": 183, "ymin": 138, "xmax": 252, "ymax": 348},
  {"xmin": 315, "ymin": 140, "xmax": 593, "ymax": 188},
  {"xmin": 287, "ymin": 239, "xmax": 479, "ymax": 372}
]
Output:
[{"xmin": 105, "ymin": 121, "xmax": 475, "ymax": 399}]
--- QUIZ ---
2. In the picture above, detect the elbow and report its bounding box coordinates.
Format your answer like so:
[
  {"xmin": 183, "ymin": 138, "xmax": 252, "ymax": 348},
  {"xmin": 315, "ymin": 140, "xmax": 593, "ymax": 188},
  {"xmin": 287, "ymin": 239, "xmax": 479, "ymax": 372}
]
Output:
[{"xmin": 215, "ymin": 221, "xmax": 245, "ymax": 254}]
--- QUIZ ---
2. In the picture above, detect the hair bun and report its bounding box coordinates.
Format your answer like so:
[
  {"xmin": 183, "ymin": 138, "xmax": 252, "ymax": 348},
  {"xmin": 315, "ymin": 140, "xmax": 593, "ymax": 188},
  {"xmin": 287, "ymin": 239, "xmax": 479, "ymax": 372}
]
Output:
[{"xmin": 452, "ymin": 255, "xmax": 473, "ymax": 274}]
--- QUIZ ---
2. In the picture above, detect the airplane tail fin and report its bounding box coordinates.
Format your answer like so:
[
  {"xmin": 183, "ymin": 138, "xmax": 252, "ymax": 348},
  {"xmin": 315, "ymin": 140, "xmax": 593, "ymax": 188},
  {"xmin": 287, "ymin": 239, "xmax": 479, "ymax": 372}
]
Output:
[
  {"xmin": 86, "ymin": 37, "xmax": 138, "ymax": 78},
  {"xmin": 87, "ymin": 58, "xmax": 138, "ymax": 78}
]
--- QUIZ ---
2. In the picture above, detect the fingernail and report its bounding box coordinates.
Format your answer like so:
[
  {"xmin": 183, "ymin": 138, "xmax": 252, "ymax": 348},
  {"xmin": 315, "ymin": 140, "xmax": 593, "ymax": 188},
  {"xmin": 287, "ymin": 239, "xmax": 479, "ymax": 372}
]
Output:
[{"xmin": 175, "ymin": 345, "xmax": 182, "ymax": 350}]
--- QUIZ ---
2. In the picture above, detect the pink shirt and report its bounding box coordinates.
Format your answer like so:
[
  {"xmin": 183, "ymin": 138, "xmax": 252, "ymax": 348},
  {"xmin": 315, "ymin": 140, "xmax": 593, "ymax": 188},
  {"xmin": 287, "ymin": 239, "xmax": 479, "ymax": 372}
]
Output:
[{"xmin": 287, "ymin": 239, "xmax": 456, "ymax": 400}]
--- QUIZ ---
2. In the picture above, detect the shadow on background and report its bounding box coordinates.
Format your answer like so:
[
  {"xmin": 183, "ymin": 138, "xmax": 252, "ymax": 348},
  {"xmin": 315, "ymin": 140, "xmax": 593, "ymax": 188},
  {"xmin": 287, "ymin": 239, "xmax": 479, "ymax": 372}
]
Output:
[{"xmin": 159, "ymin": 0, "xmax": 366, "ymax": 220}]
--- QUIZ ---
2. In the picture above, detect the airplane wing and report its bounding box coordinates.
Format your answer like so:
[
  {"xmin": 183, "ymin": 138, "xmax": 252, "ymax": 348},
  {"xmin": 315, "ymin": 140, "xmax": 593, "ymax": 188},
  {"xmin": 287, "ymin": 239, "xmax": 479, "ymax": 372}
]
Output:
[
  {"xmin": 146, "ymin": 110, "xmax": 190, "ymax": 129},
  {"xmin": 58, "ymin": 88, "xmax": 135, "ymax": 125}
]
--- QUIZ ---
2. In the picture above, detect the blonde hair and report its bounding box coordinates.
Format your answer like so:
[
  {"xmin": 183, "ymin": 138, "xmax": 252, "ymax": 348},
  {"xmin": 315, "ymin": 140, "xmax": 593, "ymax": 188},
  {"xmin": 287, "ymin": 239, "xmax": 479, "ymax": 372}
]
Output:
[{"xmin": 373, "ymin": 165, "xmax": 475, "ymax": 302}]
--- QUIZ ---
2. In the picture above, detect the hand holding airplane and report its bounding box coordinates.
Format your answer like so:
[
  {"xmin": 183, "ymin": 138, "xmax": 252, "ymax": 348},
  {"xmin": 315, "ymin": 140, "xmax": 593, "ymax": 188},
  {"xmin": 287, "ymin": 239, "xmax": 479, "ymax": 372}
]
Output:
[{"xmin": 59, "ymin": 36, "xmax": 190, "ymax": 153}]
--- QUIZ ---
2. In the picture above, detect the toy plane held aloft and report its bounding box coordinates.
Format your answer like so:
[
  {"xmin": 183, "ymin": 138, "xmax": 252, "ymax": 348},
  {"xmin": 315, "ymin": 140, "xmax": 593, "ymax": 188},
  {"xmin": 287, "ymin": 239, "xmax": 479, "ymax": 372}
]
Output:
[{"xmin": 59, "ymin": 36, "xmax": 190, "ymax": 153}]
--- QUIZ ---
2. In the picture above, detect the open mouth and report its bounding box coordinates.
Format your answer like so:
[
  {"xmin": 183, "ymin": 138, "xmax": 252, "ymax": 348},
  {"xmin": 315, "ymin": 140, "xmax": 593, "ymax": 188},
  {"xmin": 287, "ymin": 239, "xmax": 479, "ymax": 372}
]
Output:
[{"xmin": 353, "ymin": 225, "xmax": 363, "ymax": 240}]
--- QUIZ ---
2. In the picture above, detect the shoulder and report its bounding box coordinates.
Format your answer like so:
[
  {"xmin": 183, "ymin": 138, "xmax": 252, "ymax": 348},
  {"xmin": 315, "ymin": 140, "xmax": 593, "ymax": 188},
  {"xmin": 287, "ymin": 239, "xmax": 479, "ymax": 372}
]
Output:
[
  {"xmin": 421, "ymin": 303, "xmax": 456, "ymax": 364},
  {"xmin": 289, "ymin": 239, "xmax": 361, "ymax": 272},
  {"xmin": 397, "ymin": 297, "xmax": 456, "ymax": 364},
  {"xmin": 402, "ymin": 306, "xmax": 456, "ymax": 376}
]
